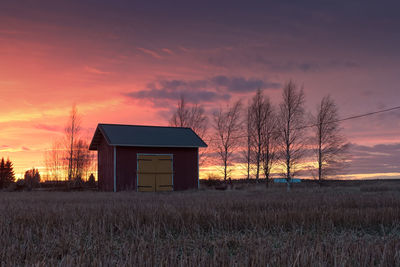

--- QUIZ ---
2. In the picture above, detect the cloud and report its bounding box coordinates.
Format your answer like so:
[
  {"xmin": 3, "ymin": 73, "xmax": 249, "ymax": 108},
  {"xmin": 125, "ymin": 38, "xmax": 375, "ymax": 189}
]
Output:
[
  {"xmin": 161, "ymin": 48, "xmax": 174, "ymax": 55},
  {"xmin": 126, "ymin": 88, "xmax": 230, "ymax": 103},
  {"xmin": 125, "ymin": 75, "xmax": 280, "ymax": 103},
  {"xmin": 34, "ymin": 124, "xmax": 62, "ymax": 132},
  {"xmin": 84, "ymin": 66, "xmax": 110, "ymax": 75},
  {"xmin": 137, "ymin": 47, "xmax": 163, "ymax": 59},
  {"xmin": 211, "ymin": 75, "xmax": 280, "ymax": 92},
  {"xmin": 209, "ymin": 53, "xmax": 360, "ymax": 73},
  {"xmin": 0, "ymin": 145, "xmax": 31, "ymax": 153},
  {"xmin": 346, "ymin": 143, "xmax": 400, "ymax": 175},
  {"xmin": 0, "ymin": 145, "xmax": 10, "ymax": 150}
]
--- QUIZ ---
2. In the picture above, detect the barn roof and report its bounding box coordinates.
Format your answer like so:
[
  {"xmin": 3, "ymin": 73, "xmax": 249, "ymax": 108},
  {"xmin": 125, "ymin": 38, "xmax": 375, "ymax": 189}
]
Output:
[{"xmin": 89, "ymin": 123, "xmax": 208, "ymax": 150}]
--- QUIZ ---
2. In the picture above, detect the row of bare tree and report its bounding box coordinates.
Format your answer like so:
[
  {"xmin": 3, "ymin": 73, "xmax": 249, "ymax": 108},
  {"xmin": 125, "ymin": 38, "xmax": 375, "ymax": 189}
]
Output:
[
  {"xmin": 44, "ymin": 105, "xmax": 95, "ymax": 181},
  {"xmin": 170, "ymin": 81, "xmax": 349, "ymax": 189}
]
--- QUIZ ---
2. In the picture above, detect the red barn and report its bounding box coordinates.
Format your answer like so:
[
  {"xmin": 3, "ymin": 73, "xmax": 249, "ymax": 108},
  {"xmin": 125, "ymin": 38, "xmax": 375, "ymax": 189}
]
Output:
[{"xmin": 89, "ymin": 124, "xmax": 207, "ymax": 192}]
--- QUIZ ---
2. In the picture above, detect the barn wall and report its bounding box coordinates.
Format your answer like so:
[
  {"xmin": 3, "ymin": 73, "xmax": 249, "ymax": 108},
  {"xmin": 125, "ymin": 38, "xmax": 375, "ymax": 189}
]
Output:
[
  {"xmin": 97, "ymin": 135, "xmax": 114, "ymax": 191},
  {"xmin": 115, "ymin": 147, "xmax": 136, "ymax": 191},
  {"xmin": 115, "ymin": 146, "xmax": 198, "ymax": 191}
]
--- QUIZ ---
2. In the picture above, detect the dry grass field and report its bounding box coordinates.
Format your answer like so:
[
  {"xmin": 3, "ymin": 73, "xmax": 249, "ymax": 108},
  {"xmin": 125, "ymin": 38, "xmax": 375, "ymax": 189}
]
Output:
[{"xmin": 1, "ymin": 182, "xmax": 400, "ymax": 266}]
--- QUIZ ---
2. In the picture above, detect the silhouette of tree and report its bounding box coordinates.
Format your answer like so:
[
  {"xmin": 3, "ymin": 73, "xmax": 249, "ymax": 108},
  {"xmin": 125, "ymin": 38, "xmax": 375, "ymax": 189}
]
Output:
[
  {"xmin": 169, "ymin": 95, "xmax": 209, "ymax": 166},
  {"xmin": 241, "ymin": 105, "xmax": 253, "ymax": 181},
  {"xmin": 248, "ymin": 89, "xmax": 278, "ymax": 183},
  {"xmin": 260, "ymin": 96, "xmax": 278, "ymax": 187},
  {"xmin": 213, "ymin": 100, "xmax": 242, "ymax": 183},
  {"xmin": 311, "ymin": 95, "xmax": 349, "ymax": 184},
  {"xmin": 72, "ymin": 139, "xmax": 94, "ymax": 181},
  {"xmin": 45, "ymin": 140, "xmax": 63, "ymax": 180},
  {"xmin": 277, "ymin": 81, "xmax": 306, "ymax": 191},
  {"xmin": 169, "ymin": 95, "xmax": 208, "ymax": 139},
  {"xmin": 87, "ymin": 173, "xmax": 96, "ymax": 187},
  {"xmin": 65, "ymin": 104, "xmax": 81, "ymax": 181},
  {"xmin": 44, "ymin": 104, "xmax": 95, "ymax": 182},
  {"xmin": 0, "ymin": 158, "xmax": 15, "ymax": 188},
  {"xmin": 24, "ymin": 168, "xmax": 40, "ymax": 189}
]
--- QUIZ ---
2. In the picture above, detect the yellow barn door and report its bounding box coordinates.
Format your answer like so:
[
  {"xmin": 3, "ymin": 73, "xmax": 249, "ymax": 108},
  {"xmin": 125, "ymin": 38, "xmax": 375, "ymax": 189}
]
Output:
[
  {"xmin": 137, "ymin": 154, "xmax": 173, "ymax": 192},
  {"xmin": 155, "ymin": 155, "xmax": 173, "ymax": 192},
  {"xmin": 137, "ymin": 156, "xmax": 156, "ymax": 192}
]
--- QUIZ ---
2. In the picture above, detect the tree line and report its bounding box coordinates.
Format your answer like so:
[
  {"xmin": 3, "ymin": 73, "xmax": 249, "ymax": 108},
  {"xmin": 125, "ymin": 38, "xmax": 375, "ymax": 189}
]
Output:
[
  {"xmin": 0, "ymin": 157, "xmax": 42, "ymax": 190},
  {"xmin": 169, "ymin": 81, "xmax": 349, "ymax": 190}
]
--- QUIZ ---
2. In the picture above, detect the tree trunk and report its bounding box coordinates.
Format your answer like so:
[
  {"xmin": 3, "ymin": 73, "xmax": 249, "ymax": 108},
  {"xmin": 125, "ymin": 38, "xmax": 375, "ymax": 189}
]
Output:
[
  {"xmin": 224, "ymin": 161, "xmax": 227, "ymax": 183},
  {"xmin": 318, "ymin": 122, "xmax": 322, "ymax": 186},
  {"xmin": 265, "ymin": 172, "xmax": 269, "ymax": 188},
  {"xmin": 256, "ymin": 150, "xmax": 260, "ymax": 183}
]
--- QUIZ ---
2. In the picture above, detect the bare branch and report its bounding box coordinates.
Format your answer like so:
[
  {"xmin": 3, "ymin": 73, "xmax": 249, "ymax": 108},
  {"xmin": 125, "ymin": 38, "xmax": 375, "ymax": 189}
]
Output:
[
  {"xmin": 212, "ymin": 100, "xmax": 242, "ymax": 183},
  {"xmin": 277, "ymin": 81, "xmax": 306, "ymax": 191},
  {"xmin": 311, "ymin": 95, "xmax": 349, "ymax": 183}
]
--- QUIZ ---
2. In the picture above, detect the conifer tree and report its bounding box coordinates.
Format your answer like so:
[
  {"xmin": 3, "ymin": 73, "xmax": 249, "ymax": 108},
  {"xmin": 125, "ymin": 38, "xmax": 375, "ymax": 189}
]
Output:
[{"xmin": 0, "ymin": 158, "xmax": 15, "ymax": 188}]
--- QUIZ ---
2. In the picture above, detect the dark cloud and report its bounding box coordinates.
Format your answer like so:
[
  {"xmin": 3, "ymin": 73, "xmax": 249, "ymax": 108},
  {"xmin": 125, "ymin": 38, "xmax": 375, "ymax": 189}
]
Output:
[
  {"xmin": 346, "ymin": 143, "xmax": 400, "ymax": 175},
  {"xmin": 125, "ymin": 76, "xmax": 280, "ymax": 103},
  {"xmin": 208, "ymin": 53, "xmax": 360, "ymax": 73},
  {"xmin": 22, "ymin": 146, "xmax": 31, "ymax": 151},
  {"xmin": 211, "ymin": 76, "xmax": 280, "ymax": 92},
  {"xmin": 127, "ymin": 88, "xmax": 229, "ymax": 103}
]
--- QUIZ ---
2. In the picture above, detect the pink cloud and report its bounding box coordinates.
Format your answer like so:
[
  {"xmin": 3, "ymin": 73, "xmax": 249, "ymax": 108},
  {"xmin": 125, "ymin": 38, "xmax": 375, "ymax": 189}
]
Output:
[
  {"xmin": 34, "ymin": 124, "xmax": 63, "ymax": 132},
  {"xmin": 84, "ymin": 66, "xmax": 111, "ymax": 75},
  {"xmin": 162, "ymin": 48, "xmax": 174, "ymax": 55},
  {"xmin": 137, "ymin": 47, "xmax": 163, "ymax": 59}
]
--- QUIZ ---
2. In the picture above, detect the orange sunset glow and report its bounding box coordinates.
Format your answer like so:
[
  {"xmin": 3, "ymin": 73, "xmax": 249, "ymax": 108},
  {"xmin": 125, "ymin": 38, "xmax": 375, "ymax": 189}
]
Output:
[{"xmin": 1, "ymin": 1, "xmax": 399, "ymax": 181}]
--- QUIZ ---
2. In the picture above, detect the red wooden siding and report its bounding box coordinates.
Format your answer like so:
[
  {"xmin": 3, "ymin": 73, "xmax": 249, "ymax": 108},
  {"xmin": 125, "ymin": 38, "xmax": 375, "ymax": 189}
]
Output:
[
  {"xmin": 97, "ymin": 135, "xmax": 114, "ymax": 191},
  {"xmin": 115, "ymin": 147, "xmax": 136, "ymax": 191},
  {"xmin": 115, "ymin": 146, "xmax": 198, "ymax": 191}
]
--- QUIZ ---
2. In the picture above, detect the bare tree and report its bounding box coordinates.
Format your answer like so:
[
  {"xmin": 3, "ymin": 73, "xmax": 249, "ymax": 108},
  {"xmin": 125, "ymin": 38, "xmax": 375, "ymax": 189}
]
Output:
[
  {"xmin": 278, "ymin": 81, "xmax": 306, "ymax": 191},
  {"xmin": 45, "ymin": 140, "xmax": 64, "ymax": 180},
  {"xmin": 241, "ymin": 105, "xmax": 253, "ymax": 181},
  {"xmin": 44, "ymin": 104, "xmax": 95, "ymax": 182},
  {"xmin": 260, "ymin": 96, "xmax": 277, "ymax": 187},
  {"xmin": 311, "ymin": 95, "xmax": 349, "ymax": 184},
  {"xmin": 65, "ymin": 104, "xmax": 81, "ymax": 181},
  {"xmin": 248, "ymin": 89, "xmax": 270, "ymax": 182},
  {"xmin": 72, "ymin": 139, "xmax": 94, "ymax": 181},
  {"xmin": 213, "ymin": 100, "xmax": 242, "ymax": 183},
  {"xmin": 170, "ymin": 95, "xmax": 209, "ymax": 167},
  {"xmin": 169, "ymin": 95, "xmax": 208, "ymax": 139}
]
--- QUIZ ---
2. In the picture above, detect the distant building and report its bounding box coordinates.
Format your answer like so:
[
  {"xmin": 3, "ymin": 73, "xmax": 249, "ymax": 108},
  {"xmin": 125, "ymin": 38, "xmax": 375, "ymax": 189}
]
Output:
[{"xmin": 89, "ymin": 124, "xmax": 207, "ymax": 192}]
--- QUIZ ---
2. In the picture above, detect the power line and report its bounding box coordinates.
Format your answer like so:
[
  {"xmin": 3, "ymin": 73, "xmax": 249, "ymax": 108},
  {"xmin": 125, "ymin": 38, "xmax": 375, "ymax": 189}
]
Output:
[
  {"xmin": 202, "ymin": 104, "xmax": 400, "ymax": 143},
  {"xmin": 329, "ymin": 105, "xmax": 400, "ymax": 123}
]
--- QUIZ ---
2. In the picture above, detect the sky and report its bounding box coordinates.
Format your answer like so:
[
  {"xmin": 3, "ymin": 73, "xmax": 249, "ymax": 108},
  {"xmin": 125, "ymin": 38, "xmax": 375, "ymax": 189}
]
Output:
[{"xmin": 0, "ymin": 0, "xmax": 399, "ymax": 179}]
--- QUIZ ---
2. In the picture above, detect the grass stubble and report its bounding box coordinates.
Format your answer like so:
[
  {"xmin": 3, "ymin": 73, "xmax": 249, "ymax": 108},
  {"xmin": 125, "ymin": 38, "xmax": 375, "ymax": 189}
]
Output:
[{"xmin": 0, "ymin": 183, "xmax": 400, "ymax": 266}]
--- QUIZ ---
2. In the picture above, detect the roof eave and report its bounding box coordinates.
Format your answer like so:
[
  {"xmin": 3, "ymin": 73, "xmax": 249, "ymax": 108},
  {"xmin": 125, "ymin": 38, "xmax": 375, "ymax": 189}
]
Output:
[{"xmin": 109, "ymin": 144, "xmax": 207, "ymax": 148}]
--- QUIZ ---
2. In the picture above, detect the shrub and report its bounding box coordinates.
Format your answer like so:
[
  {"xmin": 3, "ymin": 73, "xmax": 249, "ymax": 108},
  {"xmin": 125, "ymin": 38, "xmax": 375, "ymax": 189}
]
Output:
[{"xmin": 87, "ymin": 173, "xmax": 96, "ymax": 187}]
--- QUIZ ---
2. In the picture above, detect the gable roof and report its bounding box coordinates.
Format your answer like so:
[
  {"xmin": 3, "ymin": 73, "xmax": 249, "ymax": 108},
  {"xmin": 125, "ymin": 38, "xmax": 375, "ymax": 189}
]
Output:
[{"xmin": 89, "ymin": 123, "xmax": 208, "ymax": 150}]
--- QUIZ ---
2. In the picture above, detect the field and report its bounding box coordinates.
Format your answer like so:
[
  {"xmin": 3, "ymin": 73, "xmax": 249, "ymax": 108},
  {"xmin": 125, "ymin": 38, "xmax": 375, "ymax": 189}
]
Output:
[{"xmin": 1, "ymin": 181, "xmax": 400, "ymax": 266}]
